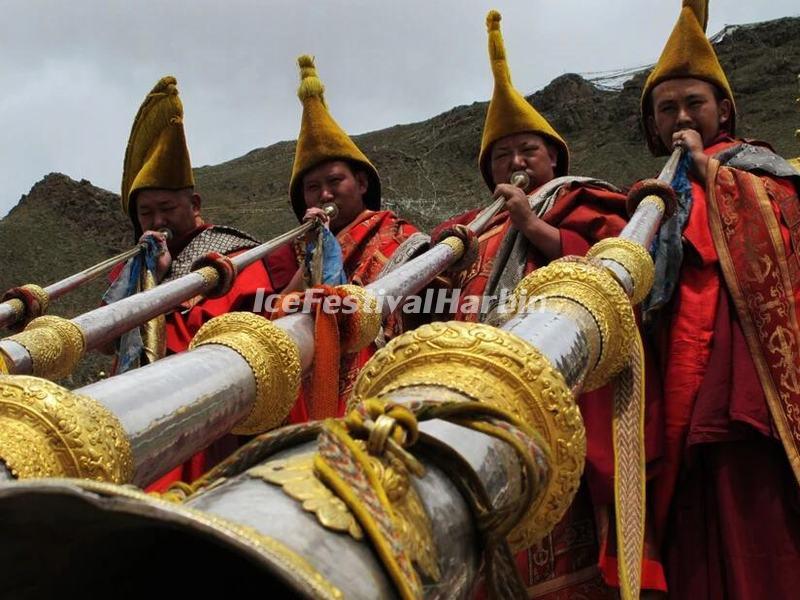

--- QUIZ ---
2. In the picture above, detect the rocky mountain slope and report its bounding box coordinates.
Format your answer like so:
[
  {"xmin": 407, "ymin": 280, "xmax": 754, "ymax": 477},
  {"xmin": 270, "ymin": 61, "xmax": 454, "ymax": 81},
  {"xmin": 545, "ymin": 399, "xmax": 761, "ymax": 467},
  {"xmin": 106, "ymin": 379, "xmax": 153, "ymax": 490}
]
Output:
[{"xmin": 1, "ymin": 16, "xmax": 798, "ymax": 386}]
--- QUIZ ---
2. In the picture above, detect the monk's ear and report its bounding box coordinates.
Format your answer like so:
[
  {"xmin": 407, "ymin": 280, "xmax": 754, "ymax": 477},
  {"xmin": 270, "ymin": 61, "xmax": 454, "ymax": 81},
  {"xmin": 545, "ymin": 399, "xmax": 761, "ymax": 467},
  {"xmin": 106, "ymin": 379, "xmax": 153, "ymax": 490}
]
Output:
[
  {"xmin": 355, "ymin": 171, "xmax": 368, "ymax": 196},
  {"xmin": 646, "ymin": 114, "xmax": 660, "ymax": 143},
  {"xmin": 547, "ymin": 144, "xmax": 557, "ymax": 170},
  {"xmin": 718, "ymin": 98, "xmax": 732, "ymax": 127}
]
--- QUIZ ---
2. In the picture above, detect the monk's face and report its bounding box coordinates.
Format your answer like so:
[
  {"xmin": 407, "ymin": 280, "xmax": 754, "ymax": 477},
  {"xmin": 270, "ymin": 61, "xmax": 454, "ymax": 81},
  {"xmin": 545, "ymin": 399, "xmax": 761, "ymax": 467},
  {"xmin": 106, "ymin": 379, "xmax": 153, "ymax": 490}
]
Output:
[
  {"xmin": 648, "ymin": 78, "xmax": 732, "ymax": 150},
  {"xmin": 489, "ymin": 132, "xmax": 557, "ymax": 193},
  {"xmin": 302, "ymin": 160, "xmax": 367, "ymax": 233},
  {"xmin": 135, "ymin": 188, "xmax": 202, "ymax": 247}
]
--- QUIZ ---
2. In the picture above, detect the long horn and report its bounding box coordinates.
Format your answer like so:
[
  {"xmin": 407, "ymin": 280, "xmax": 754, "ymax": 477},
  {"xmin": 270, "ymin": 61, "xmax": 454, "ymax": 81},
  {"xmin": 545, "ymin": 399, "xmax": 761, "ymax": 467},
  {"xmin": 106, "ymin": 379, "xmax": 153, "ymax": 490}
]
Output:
[
  {"xmin": 0, "ymin": 152, "xmax": 681, "ymax": 598},
  {"xmin": 0, "ymin": 205, "xmax": 336, "ymax": 380},
  {"xmin": 0, "ymin": 408, "xmax": 544, "ymax": 597},
  {"xmin": 0, "ymin": 149, "xmax": 678, "ymax": 486},
  {"xmin": 0, "ymin": 164, "xmax": 529, "ymax": 379},
  {"xmin": 0, "ymin": 149, "xmax": 681, "ymax": 484},
  {"xmin": 0, "ymin": 228, "xmax": 173, "ymax": 331}
]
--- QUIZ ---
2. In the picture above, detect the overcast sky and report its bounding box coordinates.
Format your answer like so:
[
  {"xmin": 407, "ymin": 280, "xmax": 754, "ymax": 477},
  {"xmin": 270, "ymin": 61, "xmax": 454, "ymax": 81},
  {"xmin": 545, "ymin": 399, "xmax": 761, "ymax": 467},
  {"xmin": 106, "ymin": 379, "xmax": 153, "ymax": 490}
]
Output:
[{"xmin": 0, "ymin": 0, "xmax": 797, "ymax": 217}]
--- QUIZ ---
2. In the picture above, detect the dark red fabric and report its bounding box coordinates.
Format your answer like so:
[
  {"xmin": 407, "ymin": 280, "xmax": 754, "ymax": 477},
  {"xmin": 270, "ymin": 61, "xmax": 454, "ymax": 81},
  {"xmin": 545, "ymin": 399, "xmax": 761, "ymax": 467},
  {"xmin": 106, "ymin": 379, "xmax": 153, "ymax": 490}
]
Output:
[
  {"xmin": 264, "ymin": 243, "xmax": 299, "ymax": 291},
  {"xmin": 667, "ymin": 440, "xmax": 800, "ymax": 600},
  {"xmin": 688, "ymin": 290, "xmax": 775, "ymax": 446},
  {"xmin": 518, "ymin": 483, "xmax": 617, "ymax": 599}
]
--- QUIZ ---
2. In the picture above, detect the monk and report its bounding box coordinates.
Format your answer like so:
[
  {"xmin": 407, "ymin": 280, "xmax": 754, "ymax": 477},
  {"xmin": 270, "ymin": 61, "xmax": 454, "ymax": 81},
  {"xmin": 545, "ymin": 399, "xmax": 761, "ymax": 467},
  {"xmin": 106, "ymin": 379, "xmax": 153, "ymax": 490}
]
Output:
[
  {"xmin": 281, "ymin": 56, "xmax": 418, "ymax": 421},
  {"xmin": 109, "ymin": 76, "xmax": 295, "ymax": 489},
  {"xmin": 431, "ymin": 11, "xmax": 666, "ymax": 598},
  {"xmin": 638, "ymin": 1, "xmax": 800, "ymax": 597}
]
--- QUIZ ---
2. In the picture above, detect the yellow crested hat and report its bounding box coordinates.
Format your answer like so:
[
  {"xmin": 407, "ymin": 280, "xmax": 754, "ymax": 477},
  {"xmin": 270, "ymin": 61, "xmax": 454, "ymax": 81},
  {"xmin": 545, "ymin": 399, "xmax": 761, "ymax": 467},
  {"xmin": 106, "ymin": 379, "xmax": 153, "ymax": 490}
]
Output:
[
  {"xmin": 479, "ymin": 10, "xmax": 569, "ymax": 189},
  {"xmin": 641, "ymin": 0, "xmax": 736, "ymax": 155},
  {"xmin": 121, "ymin": 76, "xmax": 194, "ymax": 232},
  {"xmin": 289, "ymin": 55, "xmax": 380, "ymax": 220}
]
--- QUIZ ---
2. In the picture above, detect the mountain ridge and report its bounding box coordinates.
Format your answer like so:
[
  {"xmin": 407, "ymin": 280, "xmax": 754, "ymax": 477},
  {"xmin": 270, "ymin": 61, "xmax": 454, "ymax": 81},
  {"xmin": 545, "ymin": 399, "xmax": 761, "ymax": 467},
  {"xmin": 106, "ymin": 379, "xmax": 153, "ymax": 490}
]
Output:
[{"xmin": 1, "ymin": 15, "xmax": 798, "ymax": 385}]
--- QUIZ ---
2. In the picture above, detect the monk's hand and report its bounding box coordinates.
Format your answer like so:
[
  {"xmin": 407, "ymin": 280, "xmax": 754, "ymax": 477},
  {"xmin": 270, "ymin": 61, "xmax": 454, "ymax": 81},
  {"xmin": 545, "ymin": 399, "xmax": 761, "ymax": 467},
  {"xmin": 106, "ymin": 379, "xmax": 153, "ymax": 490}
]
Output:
[
  {"xmin": 494, "ymin": 183, "xmax": 536, "ymax": 232},
  {"xmin": 302, "ymin": 207, "xmax": 331, "ymax": 242},
  {"xmin": 494, "ymin": 183, "xmax": 562, "ymax": 260},
  {"xmin": 672, "ymin": 128, "xmax": 709, "ymax": 186},
  {"xmin": 303, "ymin": 207, "xmax": 330, "ymax": 226},
  {"xmin": 141, "ymin": 230, "xmax": 171, "ymax": 282}
]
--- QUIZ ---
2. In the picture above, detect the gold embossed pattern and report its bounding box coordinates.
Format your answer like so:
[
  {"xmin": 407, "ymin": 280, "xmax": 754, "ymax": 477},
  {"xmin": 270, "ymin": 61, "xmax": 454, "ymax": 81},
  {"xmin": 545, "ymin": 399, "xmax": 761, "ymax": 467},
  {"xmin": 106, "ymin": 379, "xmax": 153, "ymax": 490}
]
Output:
[
  {"xmin": 0, "ymin": 375, "xmax": 133, "ymax": 482},
  {"xmin": 512, "ymin": 258, "xmax": 636, "ymax": 391},
  {"xmin": 587, "ymin": 238, "xmax": 655, "ymax": 306},
  {"xmin": 190, "ymin": 312, "xmax": 301, "ymax": 435},
  {"xmin": 440, "ymin": 236, "xmax": 466, "ymax": 257},
  {"xmin": 250, "ymin": 454, "xmax": 365, "ymax": 540},
  {"xmin": 193, "ymin": 265, "xmax": 221, "ymax": 288},
  {"xmin": 6, "ymin": 315, "xmax": 86, "ymax": 379},
  {"xmin": 20, "ymin": 284, "xmax": 50, "ymax": 316},
  {"xmin": 638, "ymin": 195, "xmax": 666, "ymax": 213},
  {"xmin": 351, "ymin": 321, "xmax": 585, "ymax": 550},
  {"xmin": 336, "ymin": 284, "xmax": 381, "ymax": 353}
]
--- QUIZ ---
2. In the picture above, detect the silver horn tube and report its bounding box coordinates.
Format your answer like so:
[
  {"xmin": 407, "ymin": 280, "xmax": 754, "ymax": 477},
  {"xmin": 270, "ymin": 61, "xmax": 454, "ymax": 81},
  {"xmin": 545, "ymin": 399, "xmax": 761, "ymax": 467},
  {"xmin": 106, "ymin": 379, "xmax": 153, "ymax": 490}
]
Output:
[
  {"xmin": 0, "ymin": 229, "xmax": 172, "ymax": 330},
  {"xmin": 0, "ymin": 406, "xmax": 536, "ymax": 598},
  {"xmin": 0, "ymin": 207, "xmax": 335, "ymax": 378}
]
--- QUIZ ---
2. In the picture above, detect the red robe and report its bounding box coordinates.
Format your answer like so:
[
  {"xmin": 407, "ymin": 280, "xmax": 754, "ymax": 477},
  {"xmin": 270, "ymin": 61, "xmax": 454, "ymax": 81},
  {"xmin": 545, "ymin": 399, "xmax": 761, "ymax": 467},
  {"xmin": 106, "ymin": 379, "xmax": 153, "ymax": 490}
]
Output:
[
  {"xmin": 652, "ymin": 139, "xmax": 800, "ymax": 599},
  {"xmin": 108, "ymin": 225, "xmax": 297, "ymax": 492},
  {"xmin": 287, "ymin": 209, "xmax": 419, "ymax": 422},
  {"xmin": 435, "ymin": 182, "xmax": 667, "ymax": 597}
]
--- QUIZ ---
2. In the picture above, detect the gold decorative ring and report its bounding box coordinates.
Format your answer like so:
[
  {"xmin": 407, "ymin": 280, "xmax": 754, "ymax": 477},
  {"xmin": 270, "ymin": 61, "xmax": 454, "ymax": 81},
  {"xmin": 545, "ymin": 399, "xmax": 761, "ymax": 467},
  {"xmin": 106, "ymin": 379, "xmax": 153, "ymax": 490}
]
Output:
[
  {"xmin": 20, "ymin": 284, "xmax": 51, "ymax": 316},
  {"xmin": 194, "ymin": 265, "xmax": 222, "ymax": 290},
  {"xmin": 440, "ymin": 236, "xmax": 466, "ymax": 257},
  {"xmin": 0, "ymin": 375, "xmax": 134, "ymax": 482},
  {"xmin": 511, "ymin": 258, "xmax": 636, "ymax": 391},
  {"xmin": 190, "ymin": 312, "xmax": 301, "ymax": 435},
  {"xmin": 367, "ymin": 414, "xmax": 395, "ymax": 456},
  {"xmin": 6, "ymin": 315, "xmax": 86, "ymax": 380},
  {"xmin": 336, "ymin": 284, "xmax": 381, "ymax": 353},
  {"xmin": 351, "ymin": 320, "xmax": 585, "ymax": 550},
  {"xmin": 587, "ymin": 238, "xmax": 655, "ymax": 305},
  {"xmin": 637, "ymin": 195, "xmax": 666, "ymax": 214}
]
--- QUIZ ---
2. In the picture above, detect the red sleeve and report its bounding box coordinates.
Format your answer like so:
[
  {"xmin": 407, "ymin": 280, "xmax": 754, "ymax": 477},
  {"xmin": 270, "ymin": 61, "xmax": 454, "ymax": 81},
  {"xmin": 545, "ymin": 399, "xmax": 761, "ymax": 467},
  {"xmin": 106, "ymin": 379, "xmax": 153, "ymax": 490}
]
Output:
[
  {"xmin": 430, "ymin": 208, "xmax": 482, "ymax": 241},
  {"xmin": 264, "ymin": 243, "xmax": 298, "ymax": 291},
  {"xmin": 166, "ymin": 258, "xmax": 274, "ymax": 353},
  {"xmin": 400, "ymin": 221, "xmax": 420, "ymax": 238},
  {"xmin": 546, "ymin": 186, "xmax": 628, "ymax": 257},
  {"xmin": 559, "ymin": 228, "xmax": 592, "ymax": 256}
]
